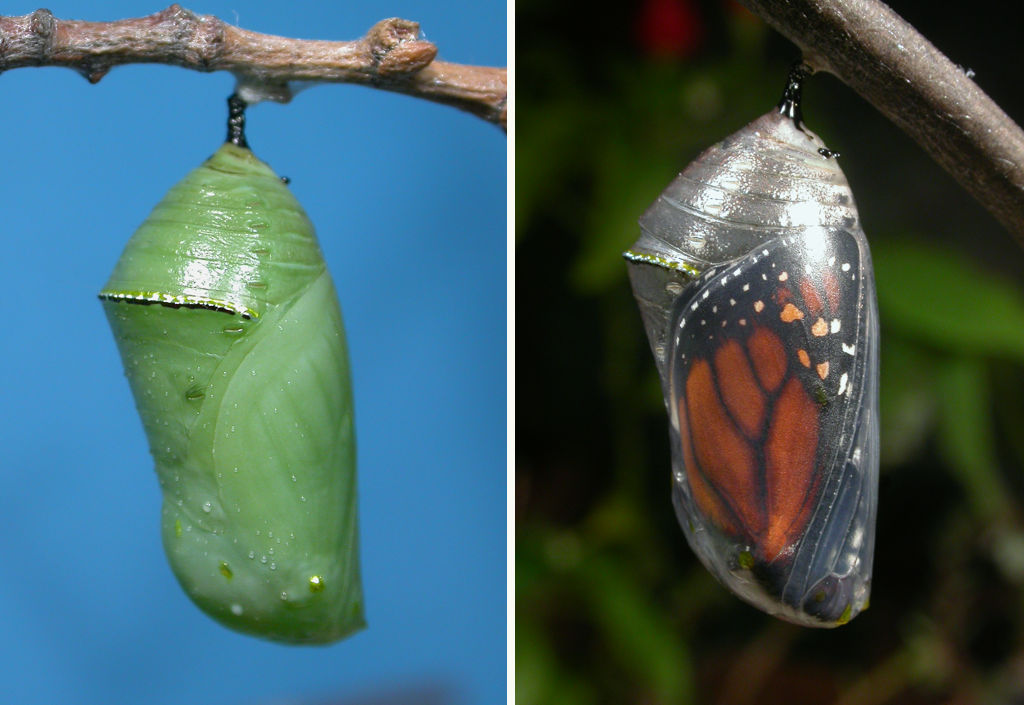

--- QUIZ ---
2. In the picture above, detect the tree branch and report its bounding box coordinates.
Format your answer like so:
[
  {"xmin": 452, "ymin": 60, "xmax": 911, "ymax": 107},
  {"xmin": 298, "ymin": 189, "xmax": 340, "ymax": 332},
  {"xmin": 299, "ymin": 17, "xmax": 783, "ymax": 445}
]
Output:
[
  {"xmin": 739, "ymin": 0, "xmax": 1024, "ymax": 245},
  {"xmin": 0, "ymin": 5, "xmax": 507, "ymax": 130}
]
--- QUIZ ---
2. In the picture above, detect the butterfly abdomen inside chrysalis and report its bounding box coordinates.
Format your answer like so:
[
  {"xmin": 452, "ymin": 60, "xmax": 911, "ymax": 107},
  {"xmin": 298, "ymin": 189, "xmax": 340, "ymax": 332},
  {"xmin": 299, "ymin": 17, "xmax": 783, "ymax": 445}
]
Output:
[
  {"xmin": 100, "ymin": 143, "xmax": 364, "ymax": 644},
  {"xmin": 625, "ymin": 70, "xmax": 879, "ymax": 627}
]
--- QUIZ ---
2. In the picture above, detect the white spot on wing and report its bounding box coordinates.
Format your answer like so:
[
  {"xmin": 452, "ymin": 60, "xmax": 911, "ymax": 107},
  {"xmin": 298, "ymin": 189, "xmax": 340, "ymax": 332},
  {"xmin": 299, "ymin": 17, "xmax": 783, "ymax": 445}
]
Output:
[{"xmin": 831, "ymin": 319, "xmax": 841, "ymax": 333}]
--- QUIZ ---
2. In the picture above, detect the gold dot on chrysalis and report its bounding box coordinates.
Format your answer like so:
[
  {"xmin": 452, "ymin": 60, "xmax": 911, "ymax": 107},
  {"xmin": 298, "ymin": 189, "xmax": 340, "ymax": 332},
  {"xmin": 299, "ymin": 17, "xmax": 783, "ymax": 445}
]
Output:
[
  {"xmin": 219, "ymin": 561, "xmax": 233, "ymax": 580},
  {"xmin": 738, "ymin": 550, "xmax": 755, "ymax": 570},
  {"xmin": 308, "ymin": 575, "xmax": 325, "ymax": 593}
]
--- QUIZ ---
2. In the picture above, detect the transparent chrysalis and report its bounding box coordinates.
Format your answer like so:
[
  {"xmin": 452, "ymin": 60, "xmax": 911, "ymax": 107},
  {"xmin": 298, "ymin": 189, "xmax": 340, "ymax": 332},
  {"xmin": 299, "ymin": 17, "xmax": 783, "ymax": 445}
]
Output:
[{"xmin": 624, "ymin": 68, "xmax": 879, "ymax": 627}]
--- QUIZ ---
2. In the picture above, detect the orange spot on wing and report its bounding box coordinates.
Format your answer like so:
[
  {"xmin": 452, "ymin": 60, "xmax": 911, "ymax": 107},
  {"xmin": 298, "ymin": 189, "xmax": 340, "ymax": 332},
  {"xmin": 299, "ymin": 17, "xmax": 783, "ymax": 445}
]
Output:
[
  {"xmin": 714, "ymin": 339, "xmax": 766, "ymax": 438},
  {"xmin": 747, "ymin": 326, "xmax": 787, "ymax": 393},
  {"xmin": 797, "ymin": 349, "xmax": 810, "ymax": 367},
  {"xmin": 780, "ymin": 303, "xmax": 804, "ymax": 323},
  {"xmin": 800, "ymin": 277, "xmax": 824, "ymax": 317},
  {"xmin": 762, "ymin": 377, "xmax": 821, "ymax": 560},
  {"xmin": 686, "ymin": 359, "xmax": 763, "ymax": 535},
  {"xmin": 817, "ymin": 361, "xmax": 830, "ymax": 379},
  {"xmin": 811, "ymin": 317, "xmax": 828, "ymax": 336}
]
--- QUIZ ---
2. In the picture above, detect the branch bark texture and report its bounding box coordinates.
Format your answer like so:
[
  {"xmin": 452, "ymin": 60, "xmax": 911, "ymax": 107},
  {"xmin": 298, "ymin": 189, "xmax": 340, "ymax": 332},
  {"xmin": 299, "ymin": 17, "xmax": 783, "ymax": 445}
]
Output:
[
  {"xmin": 0, "ymin": 6, "xmax": 507, "ymax": 130},
  {"xmin": 739, "ymin": 0, "xmax": 1024, "ymax": 245}
]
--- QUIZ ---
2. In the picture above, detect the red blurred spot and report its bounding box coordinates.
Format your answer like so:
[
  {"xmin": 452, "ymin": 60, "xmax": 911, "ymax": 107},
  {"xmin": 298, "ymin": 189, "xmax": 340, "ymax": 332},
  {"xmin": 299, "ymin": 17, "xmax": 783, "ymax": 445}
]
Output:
[
  {"xmin": 724, "ymin": 0, "xmax": 757, "ymax": 20},
  {"xmin": 634, "ymin": 0, "xmax": 703, "ymax": 59}
]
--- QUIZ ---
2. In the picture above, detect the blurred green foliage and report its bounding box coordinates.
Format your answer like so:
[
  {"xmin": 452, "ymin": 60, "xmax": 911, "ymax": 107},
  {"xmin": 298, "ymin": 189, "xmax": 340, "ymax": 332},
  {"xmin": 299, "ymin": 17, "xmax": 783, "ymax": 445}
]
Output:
[{"xmin": 517, "ymin": 1, "xmax": 1024, "ymax": 703}]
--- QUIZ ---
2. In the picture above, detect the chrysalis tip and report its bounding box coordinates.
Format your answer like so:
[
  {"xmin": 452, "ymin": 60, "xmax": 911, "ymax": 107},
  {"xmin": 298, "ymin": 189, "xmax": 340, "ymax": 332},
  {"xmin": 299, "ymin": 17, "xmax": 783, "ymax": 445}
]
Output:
[
  {"xmin": 777, "ymin": 62, "xmax": 812, "ymax": 127},
  {"xmin": 226, "ymin": 93, "xmax": 249, "ymax": 149}
]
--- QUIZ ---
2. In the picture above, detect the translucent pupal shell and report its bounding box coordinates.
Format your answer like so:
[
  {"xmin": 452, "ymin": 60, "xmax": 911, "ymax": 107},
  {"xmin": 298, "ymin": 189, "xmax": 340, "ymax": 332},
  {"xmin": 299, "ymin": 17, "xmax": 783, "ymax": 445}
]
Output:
[
  {"xmin": 624, "ymin": 110, "xmax": 879, "ymax": 627},
  {"xmin": 100, "ymin": 143, "xmax": 364, "ymax": 644}
]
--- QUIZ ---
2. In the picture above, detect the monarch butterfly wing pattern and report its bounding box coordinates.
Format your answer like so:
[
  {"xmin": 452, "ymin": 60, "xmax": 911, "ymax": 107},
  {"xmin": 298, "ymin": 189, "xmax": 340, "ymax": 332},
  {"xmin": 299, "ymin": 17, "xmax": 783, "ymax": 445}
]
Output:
[
  {"xmin": 100, "ymin": 143, "xmax": 364, "ymax": 644},
  {"xmin": 667, "ymin": 227, "xmax": 878, "ymax": 626},
  {"xmin": 624, "ymin": 80, "xmax": 880, "ymax": 626}
]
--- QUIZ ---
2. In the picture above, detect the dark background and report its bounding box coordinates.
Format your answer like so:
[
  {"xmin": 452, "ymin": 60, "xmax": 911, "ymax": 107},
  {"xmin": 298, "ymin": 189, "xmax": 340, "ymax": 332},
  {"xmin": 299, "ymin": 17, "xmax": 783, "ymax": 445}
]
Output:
[{"xmin": 516, "ymin": 1, "xmax": 1024, "ymax": 703}]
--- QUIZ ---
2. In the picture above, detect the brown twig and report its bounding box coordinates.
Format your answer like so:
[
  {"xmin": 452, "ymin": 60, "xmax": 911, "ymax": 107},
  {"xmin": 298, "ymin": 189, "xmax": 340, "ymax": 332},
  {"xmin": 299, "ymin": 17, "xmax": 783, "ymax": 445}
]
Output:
[
  {"xmin": 739, "ymin": 0, "xmax": 1024, "ymax": 245},
  {"xmin": 0, "ymin": 5, "xmax": 507, "ymax": 130}
]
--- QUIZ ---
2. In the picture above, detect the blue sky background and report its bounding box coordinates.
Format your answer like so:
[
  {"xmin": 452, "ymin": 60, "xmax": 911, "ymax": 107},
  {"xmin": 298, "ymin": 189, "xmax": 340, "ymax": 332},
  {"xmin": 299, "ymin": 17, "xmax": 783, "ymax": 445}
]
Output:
[{"xmin": 0, "ymin": 2, "xmax": 506, "ymax": 704}]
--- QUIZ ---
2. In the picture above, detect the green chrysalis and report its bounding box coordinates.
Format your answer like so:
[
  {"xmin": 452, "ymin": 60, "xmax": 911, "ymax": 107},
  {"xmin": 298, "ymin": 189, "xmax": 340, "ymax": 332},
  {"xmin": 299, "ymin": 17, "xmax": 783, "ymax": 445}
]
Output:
[{"xmin": 100, "ymin": 141, "xmax": 364, "ymax": 644}]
